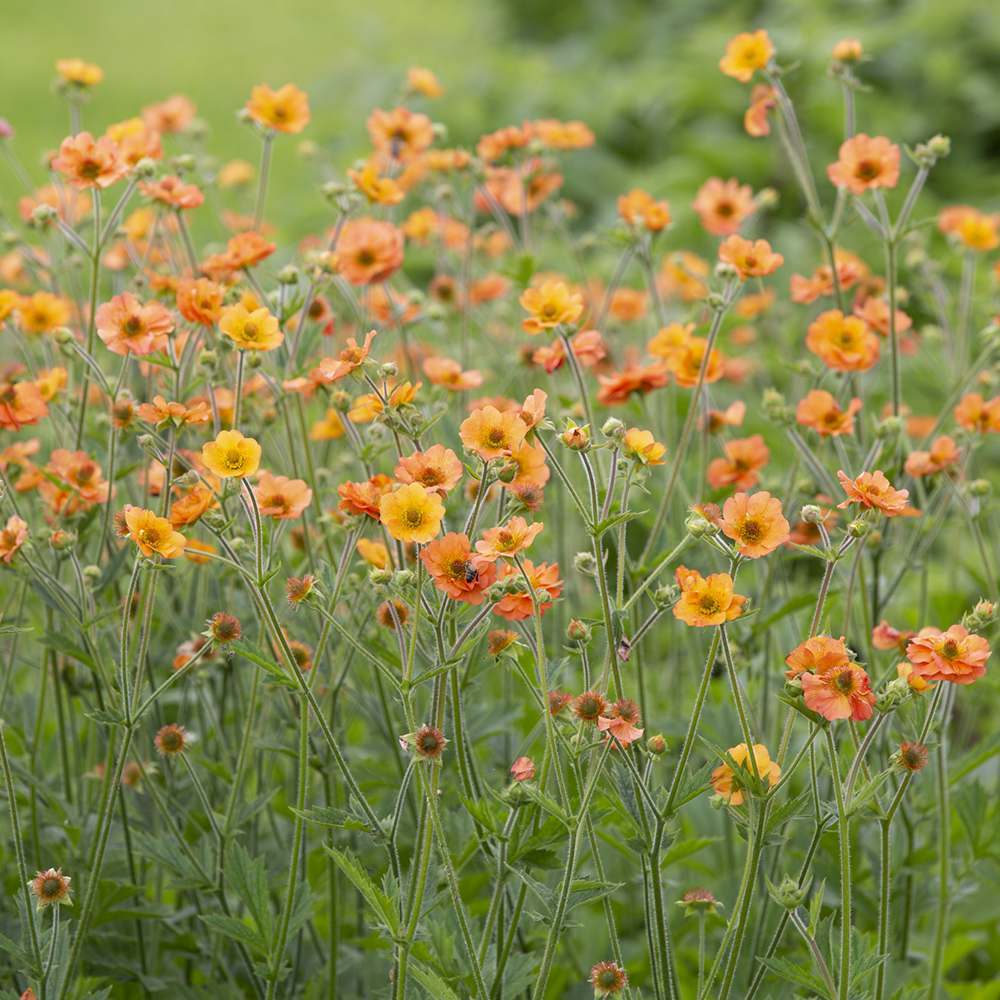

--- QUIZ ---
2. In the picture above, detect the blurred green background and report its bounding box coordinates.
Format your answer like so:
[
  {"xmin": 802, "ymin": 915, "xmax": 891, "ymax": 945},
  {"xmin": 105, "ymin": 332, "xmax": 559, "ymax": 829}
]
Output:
[{"xmin": 4, "ymin": 0, "xmax": 999, "ymax": 238}]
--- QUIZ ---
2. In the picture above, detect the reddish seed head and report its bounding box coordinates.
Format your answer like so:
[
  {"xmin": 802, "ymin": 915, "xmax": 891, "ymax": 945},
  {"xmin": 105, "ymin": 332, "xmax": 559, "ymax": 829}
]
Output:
[
  {"xmin": 573, "ymin": 690, "xmax": 608, "ymax": 723},
  {"xmin": 154, "ymin": 723, "xmax": 189, "ymax": 756},
  {"xmin": 548, "ymin": 689, "xmax": 572, "ymax": 716},
  {"xmin": 589, "ymin": 961, "xmax": 628, "ymax": 996},
  {"xmin": 286, "ymin": 573, "xmax": 316, "ymax": 605},
  {"xmin": 28, "ymin": 868, "xmax": 72, "ymax": 910},
  {"xmin": 896, "ymin": 741, "xmax": 929, "ymax": 773},
  {"xmin": 411, "ymin": 724, "xmax": 448, "ymax": 760},
  {"xmin": 207, "ymin": 612, "xmax": 242, "ymax": 645}
]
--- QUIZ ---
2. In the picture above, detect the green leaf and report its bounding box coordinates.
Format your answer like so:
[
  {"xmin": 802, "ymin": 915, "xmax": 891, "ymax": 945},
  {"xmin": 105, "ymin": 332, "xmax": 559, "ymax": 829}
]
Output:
[
  {"xmin": 324, "ymin": 845, "xmax": 400, "ymax": 934},
  {"xmin": 410, "ymin": 959, "xmax": 462, "ymax": 1000},
  {"xmin": 231, "ymin": 642, "xmax": 296, "ymax": 691},
  {"xmin": 198, "ymin": 914, "xmax": 268, "ymax": 955},
  {"xmin": 229, "ymin": 843, "xmax": 274, "ymax": 942}
]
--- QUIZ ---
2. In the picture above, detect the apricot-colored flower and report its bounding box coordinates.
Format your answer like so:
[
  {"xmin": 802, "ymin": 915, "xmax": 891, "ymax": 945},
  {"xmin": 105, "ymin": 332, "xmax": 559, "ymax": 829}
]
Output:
[
  {"xmin": 802, "ymin": 663, "xmax": 876, "ymax": 721},
  {"xmin": 906, "ymin": 624, "xmax": 990, "ymax": 685},
  {"xmin": 140, "ymin": 175, "xmax": 203, "ymax": 210},
  {"xmin": 0, "ymin": 380, "xmax": 48, "ymax": 431},
  {"xmin": 837, "ymin": 469, "xmax": 909, "ymax": 517},
  {"xmin": 142, "ymin": 94, "xmax": 196, "ymax": 134},
  {"xmin": 622, "ymin": 428, "xmax": 666, "ymax": 465},
  {"xmin": 367, "ymin": 107, "xmax": 434, "ymax": 161},
  {"xmin": 420, "ymin": 532, "xmax": 496, "ymax": 603},
  {"xmin": 718, "ymin": 236, "xmax": 783, "ymax": 280},
  {"xmin": 95, "ymin": 293, "xmax": 174, "ymax": 356},
  {"xmin": 618, "ymin": 189, "xmax": 671, "ymax": 232},
  {"xmin": 175, "ymin": 278, "xmax": 224, "ymax": 326},
  {"xmin": 246, "ymin": 83, "xmax": 310, "ymax": 134},
  {"xmin": 659, "ymin": 251, "xmax": 710, "ymax": 302},
  {"xmin": 380, "ymin": 483, "xmax": 445, "ymax": 544},
  {"xmin": 785, "ymin": 635, "xmax": 852, "ymax": 679},
  {"xmin": 137, "ymin": 395, "xmax": 211, "ymax": 428},
  {"xmin": 668, "ymin": 337, "xmax": 725, "ymax": 388},
  {"xmin": 219, "ymin": 303, "xmax": 283, "ymax": 352},
  {"xmin": 872, "ymin": 621, "xmax": 915, "ymax": 654},
  {"xmin": 423, "ymin": 356, "xmax": 483, "ymax": 391},
  {"xmin": 475, "ymin": 517, "xmax": 543, "ymax": 562},
  {"xmin": 56, "ymin": 58, "xmax": 103, "ymax": 86},
  {"xmin": 395, "ymin": 445, "xmax": 463, "ymax": 495},
  {"xmin": 201, "ymin": 430, "xmax": 261, "ymax": 479},
  {"xmin": 40, "ymin": 449, "xmax": 110, "ymax": 514},
  {"xmin": 707, "ymin": 434, "xmax": 770, "ymax": 491},
  {"xmin": 337, "ymin": 218, "xmax": 404, "ymax": 285},
  {"xmin": 597, "ymin": 361, "xmax": 669, "ymax": 406},
  {"xmin": 806, "ymin": 309, "xmax": 879, "ymax": 372},
  {"xmin": 693, "ymin": 178, "xmax": 755, "ymax": 236},
  {"xmin": 519, "ymin": 280, "xmax": 584, "ymax": 334},
  {"xmin": 905, "ymin": 435, "xmax": 959, "ymax": 478},
  {"xmin": 938, "ymin": 205, "xmax": 1000, "ymax": 252},
  {"xmin": 533, "ymin": 329, "xmax": 606, "ymax": 373},
  {"xmin": 647, "ymin": 322, "xmax": 693, "ymax": 364},
  {"xmin": 254, "ymin": 472, "xmax": 312, "ymax": 520},
  {"xmin": 832, "ymin": 38, "xmax": 864, "ymax": 62},
  {"xmin": 896, "ymin": 660, "xmax": 929, "ymax": 693},
  {"xmin": 510, "ymin": 756, "xmax": 535, "ymax": 781},
  {"xmin": 705, "ymin": 401, "xmax": 747, "ymax": 433},
  {"xmin": 719, "ymin": 491, "xmax": 789, "ymax": 558},
  {"xmin": 518, "ymin": 388, "xmax": 548, "ymax": 431},
  {"xmin": 827, "ymin": 134, "xmax": 900, "ymax": 195},
  {"xmin": 796, "ymin": 390, "xmax": 862, "ymax": 436},
  {"xmin": 710, "ymin": 743, "xmax": 779, "ymax": 805},
  {"xmin": 744, "ymin": 84, "xmax": 777, "ymax": 137},
  {"xmin": 597, "ymin": 711, "xmax": 645, "ymax": 749},
  {"xmin": 17, "ymin": 292, "xmax": 71, "ymax": 334},
  {"xmin": 317, "ymin": 330, "xmax": 377, "ymax": 383},
  {"xmin": 406, "ymin": 66, "xmax": 443, "ymax": 98},
  {"xmin": 719, "ymin": 31, "xmax": 774, "ymax": 82},
  {"xmin": 124, "ymin": 505, "xmax": 186, "ymax": 558},
  {"xmin": 356, "ymin": 538, "xmax": 390, "ymax": 569},
  {"xmin": 493, "ymin": 560, "xmax": 562, "ymax": 621},
  {"xmin": 350, "ymin": 161, "xmax": 405, "ymax": 206},
  {"xmin": 0, "ymin": 515, "xmax": 28, "ymax": 563},
  {"xmin": 673, "ymin": 566, "xmax": 747, "ymax": 627},
  {"xmin": 169, "ymin": 484, "xmax": 217, "ymax": 528},
  {"xmin": 220, "ymin": 231, "xmax": 276, "ymax": 272},
  {"xmin": 51, "ymin": 132, "xmax": 126, "ymax": 189},
  {"xmin": 338, "ymin": 475, "xmax": 392, "ymax": 519},
  {"xmin": 954, "ymin": 393, "xmax": 1000, "ymax": 433},
  {"xmin": 853, "ymin": 297, "xmax": 912, "ymax": 339},
  {"xmin": 309, "ymin": 408, "xmax": 346, "ymax": 441},
  {"xmin": 460, "ymin": 405, "xmax": 528, "ymax": 461},
  {"xmin": 104, "ymin": 117, "xmax": 162, "ymax": 166}
]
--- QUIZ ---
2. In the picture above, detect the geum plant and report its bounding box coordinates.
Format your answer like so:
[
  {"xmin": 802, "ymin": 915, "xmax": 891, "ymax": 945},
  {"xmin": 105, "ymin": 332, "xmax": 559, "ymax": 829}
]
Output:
[{"xmin": 0, "ymin": 30, "xmax": 997, "ymax": 1000}]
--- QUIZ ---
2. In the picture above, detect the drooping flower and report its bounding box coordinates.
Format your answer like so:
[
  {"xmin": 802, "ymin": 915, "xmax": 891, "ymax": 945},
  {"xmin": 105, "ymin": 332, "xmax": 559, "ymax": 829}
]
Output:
[
  {"xmin": 719, "ymin": 491, "xmax": 790, "ymax": 558},
  {"xmin": 837, "ymin": 469, "xmax": 909, "ymax": 517},
  {"xmin": 379, "ymin": 483, "xmax": 445, "ymax": 544},
  {"xmin": 710, "ymin": 743, "xmax": 780, "ymax": 805},
  {"xmin": 673, "ymin": 566, "xmax": 747, "ymax": 627},
  {"xmin": 801, "ymin": 663, "xmax": 876, "ymax": 721},
  {"xmin": 906, "ymin": 624, "xmax": 990, "ymax": 685}
]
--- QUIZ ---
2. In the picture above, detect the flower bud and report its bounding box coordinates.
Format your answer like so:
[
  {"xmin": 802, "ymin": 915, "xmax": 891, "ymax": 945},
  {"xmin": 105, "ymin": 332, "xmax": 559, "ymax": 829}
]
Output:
[
  {"xmin": 574, "ymin": 551, "xmax": 598, "ymax": 577},
  {"xmin": 968, "ymin": 478, "xmax": 991, "ymax": 498},
  {"xmin": 962, "ymin": 599, "xmax": 997, "ymax": 632},
  {"xmin": 847, "ymin": 518, "xmax": 870, "ymax": 539},
  {"xmin": 277, "ymin": 265, "xmax": 300, "ymax": 286},
  {"xmin": 133, "ymin": 157, "xmax": 157, "ymax": 179},
  {"xmin": 566, "ymin": 618, "xmax": 592, "ymax": 645},
  {"xmin": 766, "ymin": 876, "xmax": 807, "ymax": 910},
  {"xmin": 647, "ymin": 734, "xmax": 668, "ymax": 756},
  {"xmin": 800, "ymin": 504, "xmax": 823, "ymax": 525},
  {"xmin": 876, "ymin": 415, "xmax": 903, "ymax": 439},
  {"xmin": 561, "ymin": 421, "xmax": 590, "ymax": 451},
  {"xmin": 601, "ymin": 416, "xmax": 626, "ymax": 442},
  {"xmin": 31, "ymin": 203, "xmax": 58, "ymax": 225}
]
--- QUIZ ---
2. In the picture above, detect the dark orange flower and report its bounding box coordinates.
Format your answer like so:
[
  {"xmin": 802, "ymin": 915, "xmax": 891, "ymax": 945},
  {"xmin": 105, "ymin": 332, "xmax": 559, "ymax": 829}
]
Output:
[
  {"xmin": 420, "ymin": 532, "xmax": 496, "ymax": 604},
  {"xmin": 837, "ymin": 469, "xmax": 909, "ymax": 517},
  {"xmin": 707, "ymin": 434, "xmax": 770, "ymax": 490}
]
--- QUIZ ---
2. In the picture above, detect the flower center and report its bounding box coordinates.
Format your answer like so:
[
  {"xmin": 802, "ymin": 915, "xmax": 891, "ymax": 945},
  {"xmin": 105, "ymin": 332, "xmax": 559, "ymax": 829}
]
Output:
[{"xmin": 404, "ymin": 508, "xmax": 423, "ymax": 528}]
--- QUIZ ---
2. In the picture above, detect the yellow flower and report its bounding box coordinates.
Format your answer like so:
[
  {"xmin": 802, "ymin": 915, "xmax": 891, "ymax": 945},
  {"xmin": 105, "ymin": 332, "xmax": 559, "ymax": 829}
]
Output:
[
  {"xmin": 124, "ymin": 505, "xmax": 186, "ymax": 559},
  {"xmin": 407, "ymin": 66, "xmax": 444, "ymax": 98},
  {"xmin": 719, "ymin": 30, "xmax": 774, "ymax": 83},
  {"xmin": 56, "ymin": 58, "xmax": 103, "ymax": 87},
  {"xmin": 357, "ymin": 537, "xmax": 390, "ymax": 569},
  {"xmin": 350, "ymin": 162, "xmax": 405, "ymax": 205},
  {"xmin": 309, "ymin": 409, "xmax": 346, "ymax": 440},
  {"xmin": 246, "ymin": 83, "xmax": 311, "ymax": 134},
  {"xmin": 218, "ymin": 159, "xmax": 256, "ymax": 189},
  {"xmin": 519, "ymin": 280, "xmax": 584, "ymax": 334},
  {"xmin": 219, "ymin": 303, "xmax": 283, "ymax": 352},
  {"xmin": 379, "ymin": 483, "xmax": 444, "ymax": 544},
  {"xmin": 622, "ymin": 428, "xmax": 666, "ymax": 465},
  {"xmin": 202, "ymin": 429, "xmax": 262, "ymax": 479}
]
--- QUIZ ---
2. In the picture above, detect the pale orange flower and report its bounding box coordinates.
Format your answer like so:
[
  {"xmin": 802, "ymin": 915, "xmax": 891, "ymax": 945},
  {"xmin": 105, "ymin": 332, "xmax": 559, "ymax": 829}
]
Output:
[
  {"xmin": 420, "ymin": 532, "xmax": 496, "ymax": 603},
  {"xmin": 796, "ymin": 390, "xmax": 862, "ymax": 437},
  {"xmin": 938, "ymin": 205, "xmax": 1000, "ymax": 252},
  {"xmin": 853, "ymin": 297, "xmax": 912, "ymax": 338},
  {"xmin": 519, "ymin": 389, "xmax": 548, "ymax": 431},
  {"xmin": 17, "ymin": 292, "xmax": 71, "ymax": 334},
  {"xmin": 673, "ymin": 565, "xmax": 747, "ymax": 627},
  {"xmin": 394, "ymin": 445, "xmax": 463, "ymax": 495},
  {"xmin": 169, "ymin": 484, "xmax": 217, "ymax": 528},
  {"xmin": 338, "ymin": 475, "xmax": 392, "ymax": 519},
  {"xmin": 0, "ymin": 515, "xmax": 28, "ymax": 563},
  {"xmin": 142, "ymin": 94, "xmax": 196, "ymax": 134},
  {"xmin": 785, "ymin": 635, "xmax": 851, "ymax": 680},
  {"xmin": 317, "ymin": 330, "xmax": 377, "ymax": 383},
  {"xmin": 246, "ymin": 83, "xmax": 310, "ymax": 133},
  {"xmin": 357, "ymin": 538, "xmax": 390, "ymax": 569},
  {"xmin": 104, "ymin": 117, "xmax": 162, "ymax": 166},
  {"xmin": 406, "ymin": 66, "xmax": 443, "ymax": 98},
  {"xmin": 475, "ymin": 517, "xmax": 543, "ymax": 562},
  {"xmin": 718, "ymin": 235, "xmax": 783, "ymax": 280},
  {"xmin": 744, "ymin": 84, "xmax": 777, "ymax": 137},
  {"xmin": 503, "ymin": 439, "xmax": 550, "ymax": 494},
  {"xmin": 597, "ymin": 361, "xmax": 669, "ymax": 406},
  {"xmin": 423, "ymin": 356, "xmax": 483, "ymax": 391},
  {"xmin": 0, "ymin": 381, "xmax": 48, "ymax": 431},
  {"xmin": 532, "ymin": 329, "xmax": 606, "ymax": 373},
  {"xmin": 906, "ymin": 624, "xmax": 990, "ymax": 685},
  {"xmin": 872, "ymin": 621, "xmax": 915, "ymax": 654},
  {"xmin": 622, "ymin": 428, "xmax": 666, "ymax": 466},
  {"xmin": 337, "ymin": 219, "xmax": 404, "ymax": 285},
  {"xmin": 659, "ymin": 251, "xmax": 709, "ymax": 301},
  {"xmin": 137, "ymin": 395, "xmax": 211, "ymax": 428},
  {"xmin": 693, "ymin": 177, "xmax": 755, "ymax": 236},
  {"xmin": 827, "ymin": 134, "xmax": 900, "ymax": 194},
  {"xmin": 140, "ymin": 175, "xmax": 204, "ymax": 210},
  {"xmin": 618, "ymin": 188, "xmax": 671, "ymax": 231},
  {"xmin": 711, "ymin": 743, "xmax": 779, "ymax": 805},
  {"xmin": 705, "ymin": 400, "xmax": 746, "ymax": 433},
  {"xmin": 837, "ymin": 469, "xmax": 909, "ymax": 517},
  {"xmin": 904, "ymin": 435, "xmax": 959, "ymax": 478},
  {"xmin": 528, "ymin": 118, "xmax": 595, "ymax": 149},
  {"xmin": 41, "ymin": 449, "xmax": 110, "ymax": 514},
  {"xmin": 95, "ymin": 293, "xmax": 174, "ymax": 356},
  {"xmin": 668, "ymin": 337, "xmax": 725, "ymax": 388},
  {"xmin": 493, "ymin": 560, "xmax": 562, "ymax": 621},
  {"xmin": 460, "ymin": 405, "xmax": 529, "ymax": 461},
  {"xmin": 176, "ymin": 278, "xmax": 225, "ymax": 327},
  {"xmin": 51, "ymin": 132, "xmax": 126, "ymax": 189},
  {"xmin": 309, "ymin": 409, "xmax": 346, "ymax": 441},
  {"xmin": 648, "ymin": 322, "xmax": 694, "ymax": 363},
  {"xmin": 254, "ymin": 472, "xmax": 312, "ymax": 520},
  {"xmin": 367, "ymin": 107, "xmax": 434, "ymax": 161},
  {"xmin": 350, "ymin": 161, "xmax": 405, "ymax": 206},
  {"xmin": 707, "ymin": 434, "xmax": 770, "ymax": 490},
  {"xmin": 124, "ymin": 505, "xmax": 186, "ymax": 558},
  {"xmin": 954, "ymin": 393, "xmax": 1000, "ymax": 433},
  {"xmin": 805, "ymin": 309, "xmax": 879, "ymax": 372},
  {"xmin": 719, "ymin": 491, "xmax": 790, "ymax": 558},
  {"xmin": 719, "ymin": 31, "xmax": 774, "ymax": 82},
  {"xmin": 802, "ymin": 663, "xmax": 876, "ymax": 721}
]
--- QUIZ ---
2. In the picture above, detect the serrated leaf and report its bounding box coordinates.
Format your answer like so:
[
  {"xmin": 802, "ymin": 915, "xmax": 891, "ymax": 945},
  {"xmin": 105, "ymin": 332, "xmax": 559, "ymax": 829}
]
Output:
[
  {"xmin": 198, "ymin": 914, "xmax": 268, "ymax": 955},
  {"xmin": 325, "ymin": 845, "xmax": 400, "ymax": 934}
]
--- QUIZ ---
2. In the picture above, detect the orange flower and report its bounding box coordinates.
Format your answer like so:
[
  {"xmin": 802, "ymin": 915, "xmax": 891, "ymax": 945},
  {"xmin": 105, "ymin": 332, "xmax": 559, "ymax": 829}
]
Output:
[
  {"xmin": 597, "ymin": 361, "xmax": 669, "ymax": 406},
  {"xmin": 254, "ymin": 472, "xmax": 312, "ymax": 520},
  {"xmin": 51, "ymin": 132, "xmax": 126, "ymax": 189},
  {"xmin": 938, "ymin": 205, "xmax": 1000, "ymax": 252},
  {"xmin": 648, "ymin": 322, "xmax": 693, "ymax": 363},
  {"xmin": 220, "ymin": 231, "xmax": 276, "ymax": 271},
  {"xmin": 0, "ymin": 515, "xmax": 28, "ymax": 563},
  {"xmin": 40, "ymin": 449, "xmax": 110, "ymax": 513},
  {"xmin": 423, "ymin": 356, "xmax": 483, "ymax": 391},
  {"xmin": 802, "ymin": 663, "xmax": 876, "ymax": 721},
  {"xmin": 367, "ymin": 107, "xmax": 434, "ymax": 161},
  {"xmin": 503, "ymin": 439, "xmax": 550, "ymax": 494},
  {"xmin": 954, "ymin": 393, "xmax": 1000, "ymax": 433},
  {"xmin": 622, "ymin": 428, "xmax": 666, "ymax": 466},
  {"xmin": 480, "ymin": 159, "xmax": 563, "ymax": 216},
  {"xmin": 395, "ymin": 445, "xmax": 463, "ymax": 495},
  {"xmin": 528, "ymin": 118, "xmax": 595, "ymax": 149},
  {"xmin": 350, "ymin": 161, "xmax": 405, "ymax": 206},
  {"xmin": 104, "ymin": 117, "xmax": 162, "ymax": 166},
  {"xmin": 853, "ymin": 297, "xmax": 912, "ymax": 338},
  {"xmin": 406, "ymin": 66, "xmax": 443, "ymax": 98},
  {"xmin": 718, "ymin": 235, "xmax": 783, "ymax": 280},
  {"xmin": 617, "ymin": 189, "xmax": 671, "ymax": 232},
  {"xmin": 124, "ymin": 505, "xmax": 186, "ymax": 558},
  {"xmin": 169, "ymin": 483, "xmax": 217, "ymax": 528},
  {"xmin": 519, "ymin": 388, "xmax": 548, "ymax": 431},
  {"xmin": 142, "ymin": 94, "xmax": 196, "ymax": 134},
  {"xmin": 693, "ymin": 178, "xmax": 755, "ymax": 236},
  {"xmin": 140, "ymin": 175, "xmax": 204, "ymax": 210},
  {"xmin": 176, "ymin": 278, "xmax": 225, "ymax": 326},
  {"xmin": 309, "ymin": 409, "xmax": 346, "ymax": 441},
  {"xmin": 906, "ymin": 624, "xmax": 990, "ymax": 685},
  {"xmin": 673, "ymin": 565, "xmax": 747, "ymax": 627},
  {"xmin": 338, "ymin": 475, "xmax": 392, "ymax": 518},
  {"xmin": 710, "ymin": 743, "xmax": 779, "ymax": 805},
  {"xmin": 493, "ymin": 560, "xmax": 562, "ymax": 621},
  {"xmin": 705, "ymin": 401, "xmax": 746, "ymax": 433},
  {"xmin": 790, "ymin": 253, "xmax": 868, "ymax": 304},
  {"xmin": 380, "ymin": 483, "xmax": 445, "ymax": 544},
  {"xmin": 0, "ymin": 381, "xmax": 47, "ymax": 431},
  {"xmin": 460, "ymin": 405, "xmax": 529, "ymax": 461},
  {"xmin": 219, "ymin": 303, "xmax": 283, "ymax": 352},
  {"xmin": 659, "ymin": 251, "xmax": 709, "ymax": 302},
  {"xmin": 744, "ymin": 84, "xmax": 777, "ymax": 137},
  {"xmin": 337, "ymin": 218, "xmax": 404, "ymax": 285},
  {"xmin": 532, "ymin": 329, "xmax": 606, "ymax": 373},
  {"xmin": 785, "ymin": 635, "xmax": 851, "ymax": 680},
  {"xmin": 904, "ymin": 435, "xmax": 959, "ymax": 478},
  {"xmin": 896, "ymin": 661, "xmax": 929, "ymax": 693},
  {"xmin": 719, "ymin": 31, "xmax": 774, "ymax": 82},
  {"xmin": 317, "ymin": 330, "xmax": 377, "ymax": 383},
  {"xmin": 95, "ymin": 293, "xmax": 174, "ymax": 356},
  {"xmin": 56, "ymin": 58, "xmax": 103, "ymax": 87},
  {"xmin": 719, "ymin": 491, "xmax": 789, "ymax": 558},
  {"xmin": 246, "ymin": 84, "xmax": 310, "ymax": 134},
  {"xmin": 17, "ymin": 292, "xmax": 71, "ymax": 334},
  {"xmin": 707, "ymin": 434, "xmax": 770, "ymax": 491},
  {"xmin": 201, "ymin": 430, "xmax": 261, "ymax": 479},
  {"xmin": 826, "ymin": 134, "xmax": 900, "ymax": 194},
  {"xmin": 357, "ymin": 538, "xmax": 390, "ymax": 569},
  {"xmin": 137, "ymin": 395, "xmax": 211, "ymax": 428},
  {"xmin": 667, "ymin": 337, "xmax": 725, "ymax": 388},
  {"xmin": 837, "ymin": 469, "xmax": 909, "ymax": 517},
  {"xmin": 872, "ymin": 621, "xmax": 915, "ymax": 654},
  {"xmin": 519, "ymin": 280, "xmax": 584, "ymax": 334},
  {"xmin": 805, "ymin": 309, "xmax": 879, "ymax": 372},
  {"xmin": 597, "ymin": 711, "xmax": 645, "ymax": 749},
  {"xmin": 420, "ymin": 532, "xmax": 496, "ymax": 603},
  {"xmin": 475, "ymin": 517, "xmax": 543, "ymax": 561},
  {"xmin": 796, "ymin": 390, "xmax": 862, "ymax": 436}
]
